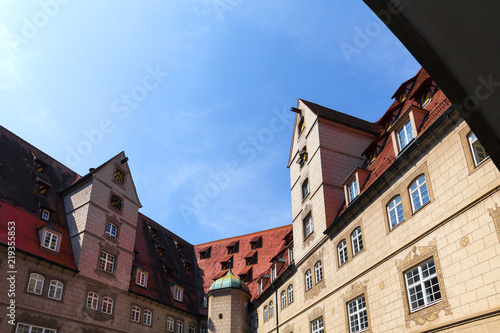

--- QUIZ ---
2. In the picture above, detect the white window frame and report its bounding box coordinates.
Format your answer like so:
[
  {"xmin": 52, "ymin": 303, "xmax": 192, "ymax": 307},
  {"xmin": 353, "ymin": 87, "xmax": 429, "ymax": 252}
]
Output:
[
  {"xmin": 314, "ymin": 261, "xmax": 323, "ymax": 284},
  {"xmin": 177, "ymin": 320, "xmax": 183, "ymax": 333},
  {"xmin": 304, "ymin": 214, "xmax": 313, "ymax": 238},
  {"xmin": 264, "ymin": 305, "xmax": 268, "ymax": 321},
  {"xmin": 281, "ymin": 291, "xmax": 286, "ymax": 309},
  {"xmin": 397, "ymin": 120, "xmax": 414, "ymax": 151},
  {"xmin": 42, "ymin": 230, "xmax": 59, "ymax": 251},
  {"xmin": 98, "ymin": 251, "xmax": 115, "ymax": 274},
  {"xmin": 387, "ymin": 195, "xmax": 405, "ymax": 229},
  {"xmin": 351, "ymin": 227, "xmax": 363, "ymax": 256},
  {"xmin": 27, "ymin": 273, "xmax": 44, "ymax": 295},
  {"xmin": 269, "ymin": 301, "xmax": 274, "ymax": 318},
  {"xmin": 101, "ymin": 296, "xmax": 113, "ymax": 315},
  {"xmin": 41, "ymin": 209, "xmax": 50, "ymax": 221},
  {"xmin": 47, "ymin": 280, "xmax": 63, "ymax": 301},
  {"xmin": 167, "ymin": 317, "xmax": 175, "ymax": 332},
  {"xmin": 338, "ymin": 239, "xmax": 348, "ymax": 266},
  {"xmin": 271, "ymin": 265, "xmax": 276, "ymax": 281},
  {"xmin": 16, "ymin": 323, "xmax": 56, "ymax": 333},
  {"xmin": 86, "ymin": 292, "xmax": 99, "ymax": 310},
  {"xmin": 302, "ymin": 178, "xmax": 309, "ymax": 199},
  {"xmin": 405, "ymin": 258, "xmax": 442, "ymax": 312},
  {"xmin": 311, "ymin": 317, "xmax": 324, "ymax": 333},
  {"xmin": 347, "ymin": 295, "xmax": 369, "ymax": 333},
  {"xmin": 189, "ymin": 325, "xmax": 196, "ymax": 333},
  {"xmin": 144, "ymin": 309, "xmax": 152, "ymax": 326},
  {"xmin": 174, "ymin": 285, "xmax": 183, "ymax": 301},
  {"xmin": 468, "ymin": 132, "xmax": 489, "ymax": 166},
  {"xmin": 305, "ymin": 269, "xmax": 312, "ymax": 291},
  {"xmin": 409, "ymin": 175, "xmax": 430, "ymax": 212},
  {"xmin": 136, "ymin": 269, "xmax": 148, "ymax": 287},
  {"xmin": 131, "ymin": 306, "xmax": 141, "ymax": 323},
  {"xmin": 288, "ymin": 247, "xmax": 294, "ymax": 263},
  {"xmin": 287, "ymin": 284, "xmax": 293, "ymax": 304},
  {"xmin": 348, "ymin": 178, "xmax": 359, "ymax": 203},
  {"xmin": 106, "ymin": 222, "xmax": 118, "ymax": 238}
]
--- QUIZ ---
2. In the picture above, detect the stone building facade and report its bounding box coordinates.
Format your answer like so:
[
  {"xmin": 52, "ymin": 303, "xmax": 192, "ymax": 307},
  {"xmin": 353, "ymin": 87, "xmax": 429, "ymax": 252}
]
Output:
[{"xmin": 1, "ymin": 67, "xmax": 499, "ymax": 333}]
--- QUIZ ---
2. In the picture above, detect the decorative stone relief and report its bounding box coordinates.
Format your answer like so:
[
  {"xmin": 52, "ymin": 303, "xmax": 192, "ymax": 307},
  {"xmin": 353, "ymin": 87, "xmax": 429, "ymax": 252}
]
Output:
[
  {"xmin": 460, "ymin": 236, "xmax": 469, "ymax": 247},
  {"xmin": 488, "ymin": 203, "xmax": 500, "ymax": 242},
  {"xmin": 341, "ymin": 280, "xmax": 368, "ymax": 302},
  {"xmin": 395, "ymin": 239, "xmax": 452, "ymax": 328},
  {"xmin": 301, "ymin": 249, "xmax": 326, "ymax": 300}
]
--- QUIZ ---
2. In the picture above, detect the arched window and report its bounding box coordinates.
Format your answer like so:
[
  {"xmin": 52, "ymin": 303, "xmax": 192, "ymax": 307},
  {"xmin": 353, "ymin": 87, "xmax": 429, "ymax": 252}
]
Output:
[
  {"xmin": 177, "ymin": 320, "xmax": 183, "ymax": 333},
  {"xmin": 27, "ymin": 273, "xmax": 44, "ymax": 295},
  {"xmin": 468, "ymin": 132, "xmax": 489, "ymax": 166},
  {"xmin": 131, "ymin": 306, "xmax": 141, "ymax": 322},
  {"xmin": 302, "ymin": 178, "xmax": 309, "ymax": 199},
  {"xmin": 338, "ymin": 240, "xmax": 348, "ymax": 266},
  {"xmin": 106, "ymin": 222, "xmax": 118, "ymax": 238},
  {"xmin": 305, "ymin": 269, "xmax": 312, "ymax": 291},
  {"xmin": 264, "ymin": 306, "xmax": 268, "ymax": 321},
  {"xmin": 86, "ymin": 292, "xmax": 99, "ymax": 310},
  {"xmin": 269, "ymin": 301, "xmax": 274, "ymax": 318},
  {"xmin": 387, "ymin": 195, "xmax": 404, "ymax": 229},
  {"xmin": 314, "ymin": 261, "xmax": 323, "ymax": 284},
  {"xmin": 167, "ymin": 317, "xmax": 175, "ymax": 331},
  {"xmin": 287, "ymin": 284, "xmax": 294, "ymax": 304},
  {"xmin": 281, "ymin": 291, "xmax": 286, "ymax": 309},
  {"xmin": 101, "ymin": 297, "xmax": 113, "ymax": 315},
  {"xmin": 409, "ymin": 175, "xmax": 430, "ymax": 212},
  {"xmin": 351, "ymin": 227, "xmax": 364, "ymax": 256},
  {"xmin": 47, "ymin": 280, "xmax": 64, "ymax": 300}
]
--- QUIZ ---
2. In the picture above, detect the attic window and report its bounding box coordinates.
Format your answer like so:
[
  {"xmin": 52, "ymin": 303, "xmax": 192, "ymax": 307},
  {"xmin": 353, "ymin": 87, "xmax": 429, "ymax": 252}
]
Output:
[
  {"xmin": 109, "ymin": 194, "xmax": 123, "ymax": 211},
  {"xmin": 298, "ymin": 113, "xmax": 305, "ymax": 134},
  {"xmin": 173, "ymin": 285, "xmax": 183, "ymax": 302},
  {"xmin": 227, "ymin": 241, "xmax": 238, "ymax": 254},
  {"xmin": 34, "ymin": 160, "xmax": 45, "ymax": 173},
  {"xmin": 221, "ymin": 261, "xmax": 232, "ymax": 270},
  {"xmin": 136, "ymin": 269, "xmax": 148, "ymax": 287},
  {"xmin": 42, "ymin": 229, "xmax": 60, "ymax": 252},
  {"xmin": 385, "ymin": 120, "xmax": 392, "ymax": 131},
  {"xmin": 369, "ymin": 151, "xmax": 377, "ymax": 164},
  {"xmin": 397, "ymin": 93, "xmax": 407, "ymax": 103},
  {"xmin": 155, "ymin": 244, "xmax": 165, "ymax": 257},
  {"xmin": 419, "ymin": 90, "xmax": 432, "ymax": 108},
  {"xmin": 114, "ymin": 168, "xmax": 125, "ymax": 184},
  {"xmin": 296, "ymin": 146, "xmax": 308, "ymax": 167},
  {"xmin": 37, "ymin": 180, "xmax": 49, "ymax": 195},
  {"xmin": 199, "ymin": 247, "xmax": 211, "ymax": 259},
  {"xmin": 246, "ymin": 257, "xmax": 253, "ymax": 266},
  {"xmin": 41, "ymin": 209, "xmax": 50, "ymax": 221},
  {"xmin": 148, "ymin": 225, "xmax": 157, "ymax": 237},
  {"xmin": 250, "ymin": 236, "xmax": 262, "ymax": 249}
]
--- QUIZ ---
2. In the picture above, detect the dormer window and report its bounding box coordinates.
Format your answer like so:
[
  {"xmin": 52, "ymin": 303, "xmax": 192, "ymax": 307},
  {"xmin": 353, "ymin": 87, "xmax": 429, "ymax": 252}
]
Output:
[
  {"xmin": 227, "ymin": 241, "xmax": 238, "ymax": 254},
  {"xmin": 113, "ymin": 168, "xmax": 125, "ymax": 184},
  {"xmin": 397, "ymin": 120, "xmax": 414, "ymax": 150},
  {"xmin": 34, "ymin": 159, "xmax": 45, "ymax": 173},
  {"xmin": 199, "ymin": 246, "xmax": 211, "ymax": 259},
  {"xmin": 42, "ymin": 230, "xmax": 60, "ymax": 252},
  {"xmin": 109, "ymin": 194, "xmax": 123, "ymax": 211},
  {"xmin": 221, "ymin": 261, "xmax": 232, "ymax": 270},
  {"xmin": 250, "ymin": 236, "xmax": 262, "ymax": 249},
  {"xmin": 347, "ymin": 179, "xmax": 359, "ymax": 203},
  {"xmin": 149, "ymin": 225, "xmax": 157, "ymax": 237},
  {"xmin": 271, "ymin": 265, "xmax": 277, "ymax": 281},
  {"xmin": 420, "ymin": 90, "xmax": 432, "ymax": 108},
  {"xmin": 368, "ymin": 151, "xmax": 376, "ymax": 164},
  {"xmin": 41, "ymin": 209, "xmax": 50, "ymax": 221},
  {"xmin": 173, "ymin": 285, "xmax": 183, "ymax": 302},
  {"xmin": 136, "ymin": 269, "xmax": 148, "ymax": 287},
  {"xmin": 157, "ymin": 246, "xmax": 165, "ymax": 257},
  {"xmin": 258, "ymin": 279, "xmax": 263, "ymax": 293},
  {"xmin": 390, "ymin": 105, "xmax": 428, "ymax": 156},
  {"xmin": 296, "ymin": 146, "xmax": 308, "ymax": 167},
  {"xmin": 37, "ymin": 180, "xmax": 49, "ymax": 195}
]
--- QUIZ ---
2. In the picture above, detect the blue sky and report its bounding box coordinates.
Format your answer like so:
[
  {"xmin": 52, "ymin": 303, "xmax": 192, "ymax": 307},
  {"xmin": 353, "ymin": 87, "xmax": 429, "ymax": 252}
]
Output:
[{"xmin": 0, "ymin": 1, "xmax": 420, "ymax": 244}]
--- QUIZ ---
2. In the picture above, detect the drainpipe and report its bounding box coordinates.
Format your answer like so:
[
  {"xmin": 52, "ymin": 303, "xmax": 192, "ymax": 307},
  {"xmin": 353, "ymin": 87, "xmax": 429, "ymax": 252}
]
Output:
[{"xmin": 273, "ymin": 283, "xmax": 279, "ymax": 333}]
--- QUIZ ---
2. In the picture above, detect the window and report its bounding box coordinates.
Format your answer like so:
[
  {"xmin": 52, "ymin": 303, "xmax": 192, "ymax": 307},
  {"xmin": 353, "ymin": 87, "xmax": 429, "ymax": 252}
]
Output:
[
  {"xmin": 86, "ymin": 292, "xmax": 99, "ymax": 310},
  {"xmin": 314, "ymin": 261, "xmax": 323, "ymax": 284},
  {"xmin": 136, "ymin": 269, "xmax": 148, "ymax": 287},
  {"xmin": 189, "ymin": 325, "xmax": 196, "ymax": 333},
  {"xmin": 297, "ymin": 146, "xmax": 308, "ymax": 167},
  {"xmin": 269, "ymin": 301, "xmax": 274, "ymax": 318},
  {"xmin": 47, "ymin": 280, "xmax": 63, "ymax": 301},
  {"xmin": 287, "ymin": 284, "xmax": 294, "ymax": 304},
  {"xmin": 131, "ymin": 306, "xmax": 141, "ymax": 322},
  {"xmin": 41, "ymin": 209, "xmax": 50, "ymax": 221},
  {"xmin": 98, "ymin": 251, "xmax": 115, "ymax": 273},
  {"xmin": 264, "ymin": 305, "xmax": 268, "ymax": 321},
  {"xmin": 348, "ymin": 178, "xmax": 359, "ymax": 203},
  {"xmin": 174, "ymin": 286, "xmax": 183, "ymax": 301},
  {"xmin": 258, "ymin": 280, "xmax": 262, "ymax": 294},
  {"xmin": 302, "ymin": 178, "xmax": 310, "ymax": 199},
  {"xmin": 27, "ymin": 273, "xmax": 44, "ymax": 295},
  {"xmin": 144, "ymin": 309, "xmax": 152, "ymax": 326},
  {"xmin": 200, "ymin": 328, "xmax": 207, "ymax": 333},
  {"xmin": 203, "ymin": 295, "xmax": 209, "ymax": 309},
  {"xmin": 167, "ymin": 317, "xmax": 175, "ymax": 332},
  {"xmin": 106, "ymin": 222, "xmax": 118, "ymax": 238},
  {"xmin": 397, "ymin": 120, "xmax": 414, "ymax": 150},
  {"xmin": 114, "ymin": 168, "xmax": 125, "ymax": 184},
  {"xmin": 304, "ymin": 214, "xmax": 313, "ymax": 238},
  {"xmin": 409, "ymin": 175, "xmax": 430, "ymax": 212},
  {"xmin": 271, "ymin": 265, "xmax": 276, "ymax": 281},
  {"xmin": 311, "ymin": 317, "xmax": 324, "ymax": 333},
  {"xmin": 42, "ymin": 231, "xmax": 59, "ymax": 251},
  {"xmin": 338, "ymin": 240, "xmax": 348, "ymax": 266},
  {"xmin": 298, "ymin": 114, "xmax": 305, "ymax": 134},
  {"xmin": 15, "ymin": 323, "xmax": 56, "ymax": 333},
  {"xmin": 420, "ymin": 91, "xmax": 432, "ymax": 107},
  {"xmin": 288, "ymin": 247, "xmax": 294, "ymax": 263},
  {"xmin": 109, "ymin": 194, "xmax": 123, "ymax": 211},
  {"xmin": 351, "ymin": 227, "xmax": 364, "ymax": 256},
  {"xmin": 405, "ymin": 258, "xmax": 441, "ymax": 312},
  {"xmin": 101, "ymin": 297, "xmax": 113, "ymax": 315},
  {"xmin": 387, "ymin": 195, "xmax": 405, "ymax": 229},
  {"xmin": 468, "ymin": 132, "xmax": 489, "ymax": 166},
  {"xmin": 305, "ymin": 269, "xmax": 312, "ymax": 291},
  {"xmin": 34, "ymin": 160, "xmax": 45, "ymax": 173},
  {"xmin": 37, "ymin": 180, "xmax": 49, "ymax": 195},
  {"xmin": 281, "ymin": 291, "xmax": 286, "ymax": 309},
  {"xmin": 347, "ymin": 295, "xmax": 368, "ymax": 333}
]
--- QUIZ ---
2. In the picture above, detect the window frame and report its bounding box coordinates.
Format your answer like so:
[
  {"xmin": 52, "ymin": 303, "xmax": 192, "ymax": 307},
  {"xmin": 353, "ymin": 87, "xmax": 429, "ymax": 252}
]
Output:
[
  {"xmin": 106, "ymin": 222, "xmax": 118, "ymax": 239},
  {"xmin": 27, "ymin": 273, "xmax": 44, "ymax": 295},
  {"xmin": 303, "ymin": 214, "xmax": 313, "ymax": 239},
  {"xmin": 314, "ymin": 261, "xmax": 323, "ymax": 284},
  {"xmin": 264, "ymin": 305, "xmax": 268, "ymax": 321},
  {"xmin": 387, "ymin": 195, "xmax": 405, "ymax": 230},
  {"xmin": 41, "ymin": 209, "xmax": 50, "ymax": 221},
  {"xmin": 98, "ymin": 251, "xmax": 116, "ymax": 274},
  {"xmin": 174, "ymin": 285, "xmax": 183, "ymax": 302},
  {"xmin": 347, "ymin": 178, "xmax": 359, "ymax": 203},
  {"xmin": 136, "ymin": 269, "xmax": 148, "ymax": 287},
  {"xmin": 305, "ymin": 269, "xmax": 312, "ymax": 291},
  {"xmin": 311, "ymin": 316, "xmax": 324, "ymax": 333},
  {"xmin": 101, "ymin": 296, "xmax": 113, "ymax": 315},
  {"xmin": 15, "ymin": 323, "xmax": 56, "ymax": 333},
  {"xmin": 351, "ymin": 227, "xmax": 364, "ymax": 256},
  {"xmin": 189, "ymin": 325, "xmax": 196, "ymax": 333},
  {"xmin": 468, "ymin": 132, "xmax": 489, "ymax": 166},
  {"xmin": 287, "ymin": 284, "xmax": 294, "ymax": 304},
  {"xmin": 86, "ymin": 292, "xmax": 99, "ymax": 310},
  {"xmin": 409, "ymin": 174, "xmax": 430, "ymax": 213},
  {"xmin": 281, "ymin": 290, "xmax": 286, "ymax": 309},
  {"xmin": 404, "ymin": 258, "xmax": 442, "ymax": 312},
  {"xmin": 167, "ymin": 317, "xmax": 175, "ymax": 332},
  {"xmin": 131, "ymin": 305, "xmax": 141, "ymax": 323},
  {"xmin": 143, "ymin": 309, "xmax": 152, "ymax": 326},
  {"xmin": 42, "ymin": 230, "xmax": 60, "ymax": 252},
  {"xmin": 397, "ymin": 120, "xmax": 415, "ymax": 151},
  {"xmin": 347, "ymin": 294, "xmax": 369, "ymax": 333},
  {"xmin": 338, "ymin": 239, "xmax": 348, "ymax": 267},
  {"xmin": 47, "ymin": 280, "xmax": 64, "ymax": 301},
  {"xmin": 302, "ymin": 178, "xmax": 310, "ymax": 199},
  {"xmin": 269, "ymin": 301, "xmax": 274, "ymax": 318}
]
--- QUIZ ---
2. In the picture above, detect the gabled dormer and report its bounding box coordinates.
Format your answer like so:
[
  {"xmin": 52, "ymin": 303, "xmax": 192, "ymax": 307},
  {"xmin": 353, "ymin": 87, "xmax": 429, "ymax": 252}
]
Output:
[
  {"xmin": 392, "ymin": 74, "xmax": 417, "ymax": 103},
  {"xmin": 38, "ymin": 225, "xmax": 63, "ymax": 254},
  {"xmin": 389, "ymin": 105, "xmax": 429, "ymax": 156},
  {"xmin": 342, "ymin": 168, "xmax": 372, "ymax": 206}
]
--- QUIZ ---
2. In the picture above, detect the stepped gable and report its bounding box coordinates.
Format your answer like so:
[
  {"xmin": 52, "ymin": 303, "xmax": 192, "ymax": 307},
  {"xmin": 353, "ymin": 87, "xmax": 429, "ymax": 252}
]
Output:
[
  {"xmin": 131, "ymin": 213, "xmax": 200, "ymax": 314},
  {"xmin": 0, "ymin": 126, "xmax": 79, "ymax": 270},
  {"xmin": 195, "ymin": 225, "xmax": 292, "ymax": 302}
]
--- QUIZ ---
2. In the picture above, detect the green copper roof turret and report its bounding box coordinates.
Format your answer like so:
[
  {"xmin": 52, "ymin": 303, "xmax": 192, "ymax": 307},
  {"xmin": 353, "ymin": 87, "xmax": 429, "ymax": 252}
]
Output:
[{"xmin": 209, "ymin": 269, "xmax": 250, "ymax": 294}]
